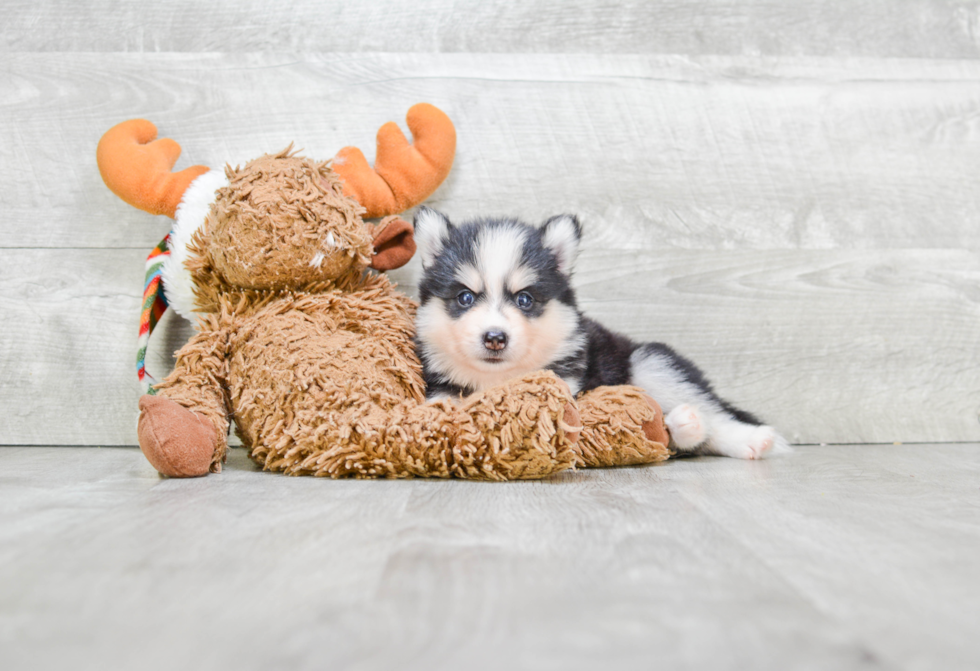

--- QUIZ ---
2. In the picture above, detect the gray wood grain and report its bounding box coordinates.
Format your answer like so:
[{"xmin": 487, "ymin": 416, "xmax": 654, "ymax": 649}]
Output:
[
  {"xmin": 3, "ymin": 53, "xmax": 979, "ymax": 251},
  {"xmin": 3, "ymin": 247, "xmax": 977, "ymax": 446},
  {"xmin": 4, "ymin": 0, "xmax": 980, "ymax": 59},
  {"xmin": 0, "ymin": 249, "xmax": 144, "ymax": 445},
  {"xmin": 571, "ymin": 249, "xmax": 980, "ymax": 445},
  {"xmin": 2, "ymin": 443, "xmax": 978, "ymax": 670},
  {"xmin": 4, "ymin": 22, "xmax": 979, "ymax": 449}
]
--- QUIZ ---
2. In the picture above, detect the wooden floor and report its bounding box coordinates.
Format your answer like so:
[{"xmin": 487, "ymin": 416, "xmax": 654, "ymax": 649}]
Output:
[
  {"xmin": 2, "ymin": 1, "xmax": 980, "ymax": 669},
  {"xmin": 1, "ymin": 444, "xmax": 979, "ymax": 671}
]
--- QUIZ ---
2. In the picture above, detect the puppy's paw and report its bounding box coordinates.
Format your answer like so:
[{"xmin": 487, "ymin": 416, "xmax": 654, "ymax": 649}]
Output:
[
  {"xmin": 665, "ymin": 404, "xmax": 706, "ymax": 450},
  {"xmin": 744, "ymin": 425, "xmax": 777, "ymax": 459},
  {"xmin": 712, "ymin": 424, "xmax": 788, "ymax": 460}
]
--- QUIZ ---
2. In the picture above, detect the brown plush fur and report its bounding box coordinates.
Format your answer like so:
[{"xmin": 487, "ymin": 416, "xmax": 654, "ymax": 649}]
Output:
[
  {"xmin": 101, "ymin": 111, "xmax": 672, "ymax": 479},
  {"xmin": 575, "ymin": 387, "xmax": 671, "ymax": 467},
  {"xmin": 150, "ymin": 153, "xmax": 583, "ymax": 479}
]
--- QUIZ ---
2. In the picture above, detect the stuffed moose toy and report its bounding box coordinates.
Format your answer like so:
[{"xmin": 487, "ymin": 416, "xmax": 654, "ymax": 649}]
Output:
[{"xmin": 97, "ymin": 104, "xmax": 671, "ymax": 479}]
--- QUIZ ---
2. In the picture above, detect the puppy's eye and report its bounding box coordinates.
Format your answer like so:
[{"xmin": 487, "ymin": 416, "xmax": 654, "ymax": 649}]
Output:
[
  {"xmin": 457, "ymin": 290, "xmax": 475, "ymax": 307},
  {"xmin": 516, "ymin": 291, "xmax": 534, "ymax": 310}
]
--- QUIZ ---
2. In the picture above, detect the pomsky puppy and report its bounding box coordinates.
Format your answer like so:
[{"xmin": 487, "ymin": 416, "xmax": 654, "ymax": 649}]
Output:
[{"xmin": 412, "ymin": 207, "xmax": 787, "ymax": 459}]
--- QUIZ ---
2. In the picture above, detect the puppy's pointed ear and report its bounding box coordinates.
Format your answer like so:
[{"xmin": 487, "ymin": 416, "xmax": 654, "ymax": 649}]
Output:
[
  {"xmin": 541, "ymin": 214, "xmax": 582, "ymax": 276},
  {"xmin": 413, "ymin": 206, "xmax": 453, "ymax": 268}
]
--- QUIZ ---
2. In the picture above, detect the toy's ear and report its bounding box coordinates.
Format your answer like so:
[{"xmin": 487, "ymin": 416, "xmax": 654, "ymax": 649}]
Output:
[
  {"xmin": 540, "ymin": 214, "xmax": 582, "ymax": 276},
  {"xmin": 369, "ymin": 217, "xmax": 416, "ymax": 271},
  {"xmin": 413, "ymin": 206, "xmax": 453, "ymax": 269}
]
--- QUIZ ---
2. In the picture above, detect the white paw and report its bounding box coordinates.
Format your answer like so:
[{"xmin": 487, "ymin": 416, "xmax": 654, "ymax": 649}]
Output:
[
  {"xmin": 711, "ymin": 424, "xmax": 786, "ymax": 460},
  {"xmin": 744, "ymin": 425, "xmax": 778, "ymax": 459},
  {"xmin": 425, "ymin": 392, "xmax": 457, "ymax": 406},
  {"xmin": 665, "ymin": 404, "xmax": 706, "ymax": 450}
]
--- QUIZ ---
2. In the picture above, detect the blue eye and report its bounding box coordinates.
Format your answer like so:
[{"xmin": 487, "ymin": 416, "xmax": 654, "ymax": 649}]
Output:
[
  {"xmin": 457, "ymin": 290, "xmax": 475, "ymax": 307},
  {"xmin": 516, "ymin": 291, "xmax": 534, "ymax": 310}
]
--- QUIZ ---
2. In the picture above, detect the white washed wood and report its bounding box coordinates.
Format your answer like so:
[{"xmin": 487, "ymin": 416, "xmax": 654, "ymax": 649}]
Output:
[
  {"xmin": 1, "ymin": 444, "xmax": 978, "ymax": 670},
  {"xmin": 3, "ymin": 55, "xmax": 979, "ymax": 445},
  {"xmin": 4, "ymin": 0, "xmax": 980, "ymax": 58},
  {"xmin": 2, "ymin": 247, "xmax": 977, "ymax": 445},
  {"xmin": 571, "ymin": 249, "xmax": 980, "ymax": 445},
  {"xmin": 0, "ymin": 249, "xmax": 144, "ymax": 444},
  {"xmin": 2, "ymin": 54, "xmax": 980, "ymax": 250}
]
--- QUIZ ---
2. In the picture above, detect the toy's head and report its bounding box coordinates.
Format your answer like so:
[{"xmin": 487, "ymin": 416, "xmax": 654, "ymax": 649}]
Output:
[
  {"xmin": 179, "ymin": 149, "xmax": 417, "ymax": 313},
  {"xmin": 206, "ymin": 151, "xmax": 373, "ymax": 290},
  {"xmin": 97, "ymin": 104, "xmax": 455, "ymax": 387}
]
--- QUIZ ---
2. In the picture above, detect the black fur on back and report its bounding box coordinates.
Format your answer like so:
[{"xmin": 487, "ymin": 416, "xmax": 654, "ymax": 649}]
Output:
[
  {"xmin": 632, "ymin": 341, "xmax": 763, "ymax": 425},
  {"xmin": 577, "ymin": 317, "xmax": 635, "ymax": 390},
  {"xmin": 561, "ymin": 319, "xmax": 762, "ymax": 427}
]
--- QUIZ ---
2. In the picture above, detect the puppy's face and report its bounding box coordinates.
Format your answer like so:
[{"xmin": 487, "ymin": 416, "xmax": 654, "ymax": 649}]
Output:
[{"xmin": 414, "ymin": 208, "xmax": 584, "ymax": 392}]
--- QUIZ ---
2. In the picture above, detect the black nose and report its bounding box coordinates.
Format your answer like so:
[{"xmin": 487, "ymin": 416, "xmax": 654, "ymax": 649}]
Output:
[{"xmin": 483, "ymin": 331, "xmax": 508, "ymax": 351}]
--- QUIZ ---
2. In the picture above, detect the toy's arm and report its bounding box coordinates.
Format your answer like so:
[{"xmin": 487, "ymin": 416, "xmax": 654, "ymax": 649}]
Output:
[
  {"xmin": 97, "ymin": 119, "xmax": 209, "ymax": 218},
  {"xmin": 265, "ymin": 371, "xmax": 580, "ymax": 480},
  {"xmin": 138, "ymin": 318, "xmax": 231, "ymax": 477},
  {"xmin": 574, "ymin": 386, "xmax": 671, "ymax": 468},
  {"xmin": 334, "ymin": 103, "xmax": 456, "ymax": 218}
]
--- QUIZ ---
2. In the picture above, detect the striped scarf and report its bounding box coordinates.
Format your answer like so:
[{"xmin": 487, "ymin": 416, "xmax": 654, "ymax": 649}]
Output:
[{"xmin": 137, "ymin": 235, "xmax": 170, "ymax": 394}]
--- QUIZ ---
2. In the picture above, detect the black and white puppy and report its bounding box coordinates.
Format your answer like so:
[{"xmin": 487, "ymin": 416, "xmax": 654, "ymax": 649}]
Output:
[{"xmin": 412, "ymin": 207, "xmax": 787, "ymax": 459}]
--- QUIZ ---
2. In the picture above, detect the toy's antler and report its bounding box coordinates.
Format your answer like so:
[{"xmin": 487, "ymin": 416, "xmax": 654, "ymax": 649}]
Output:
[
  {"xmin": 96, "ymin": 119, "xmax": 210, "ymax": 218},
  {"xmin": 334, "ymin": 103, "xmax": 456, "ymax": 218}
]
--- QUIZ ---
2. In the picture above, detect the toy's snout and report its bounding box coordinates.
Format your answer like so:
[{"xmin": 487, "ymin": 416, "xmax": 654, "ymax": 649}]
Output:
[{"xmin": 369, "ymin": 217, "xmax": 416, "ymax": 271}]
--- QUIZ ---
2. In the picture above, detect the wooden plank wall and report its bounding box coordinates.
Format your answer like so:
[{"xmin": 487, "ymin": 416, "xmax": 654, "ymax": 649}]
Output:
[{"xmin": 2, "ymin": 2, "xmax": 979, "ymax": 446}]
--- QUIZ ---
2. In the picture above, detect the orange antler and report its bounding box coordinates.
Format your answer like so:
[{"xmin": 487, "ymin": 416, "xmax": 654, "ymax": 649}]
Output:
[
  {"xmin": 334, "ymin": 103, "xmax": 456, "ymax": 218},
  {"xmin": 96, "ymin": 119, "xmax": 209, "ymax": 218}
]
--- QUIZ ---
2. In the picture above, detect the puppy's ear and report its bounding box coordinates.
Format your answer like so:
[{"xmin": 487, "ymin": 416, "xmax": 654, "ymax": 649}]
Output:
[
  {"xmin": 413, "ymin": 206, "xmax": 453, "ymax": 269},
  {"xmin": 541, "ymin": 214, "xmax": 582, "ymax": 276}
]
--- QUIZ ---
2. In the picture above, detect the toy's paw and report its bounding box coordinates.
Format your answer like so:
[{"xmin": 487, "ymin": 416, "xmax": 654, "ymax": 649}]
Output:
[
  {"xmin": 665, "ymin": 404, "xmax": 706, "ymax": 450},
  {"xmin": 710, "ymin": 422, "xmax": 788, "ymax": 460},
  {"xmin": 137, "ymin": 395, "xmax": 217, "ymax": 477},
  {"xmin": 457, "ymin": 371, "xmax": 579, "ymax": 479}
]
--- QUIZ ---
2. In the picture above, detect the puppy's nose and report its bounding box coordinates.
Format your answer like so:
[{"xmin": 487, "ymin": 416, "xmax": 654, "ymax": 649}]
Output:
[{"xmin": 483, "ymin": 331, "xmax": 508, "ymax": 351}]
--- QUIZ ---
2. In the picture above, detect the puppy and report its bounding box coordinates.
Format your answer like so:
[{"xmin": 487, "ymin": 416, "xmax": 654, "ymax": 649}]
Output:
[{"xmin": 412, "ymin": 207, "xmax": 787, "ymax": 459}]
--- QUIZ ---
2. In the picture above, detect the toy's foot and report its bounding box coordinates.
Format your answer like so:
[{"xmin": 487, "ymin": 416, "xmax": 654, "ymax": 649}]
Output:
[
  {"xmin": 137, "ymin": 395, "xmax": 218, "ymax": 477},
  {"xmin": 569, "ymin": 386, "xmax": 671, "ymax": 468},
  {"xmin": 639, "ymin": 395, "xmax": 669, "ymax": 445},
  {"xmin": 665, "ymin": 404, "xmax": 706, "ymax": 451}
]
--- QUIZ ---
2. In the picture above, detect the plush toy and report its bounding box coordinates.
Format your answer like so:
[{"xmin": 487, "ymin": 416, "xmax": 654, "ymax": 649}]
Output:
[{"xmin": 97, "ymin": 104, "xmax": 670, "ymax": 479}]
